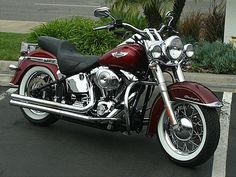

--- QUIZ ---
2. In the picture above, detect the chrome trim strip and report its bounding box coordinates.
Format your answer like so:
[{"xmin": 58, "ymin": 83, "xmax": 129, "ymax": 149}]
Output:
[
  {"xmin": 175, "ymin": 97, "xmax": 223, "ymax": 108},
  {"xmin": 28, "ymin": 57, "xmax": 58, "ymax": 65}
]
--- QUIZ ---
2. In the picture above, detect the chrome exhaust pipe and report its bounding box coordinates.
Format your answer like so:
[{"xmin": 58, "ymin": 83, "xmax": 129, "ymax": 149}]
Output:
[
  {"xmin": 11, "ymin": 93, "xmax": 93, "ymax": 113},
  {"xmin": 10, "ymin": 95, "xmax": 119, "ymax": 122}
]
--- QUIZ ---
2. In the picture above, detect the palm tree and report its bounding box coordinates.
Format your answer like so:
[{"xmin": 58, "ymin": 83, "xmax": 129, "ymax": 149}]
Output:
[
  {"xmin": 106, "ymin": 0, "xmax": 194, "ymax": 29},
  {"xmin": 172, "ymin": 0, "xmax": 186, "ymax": 28}
]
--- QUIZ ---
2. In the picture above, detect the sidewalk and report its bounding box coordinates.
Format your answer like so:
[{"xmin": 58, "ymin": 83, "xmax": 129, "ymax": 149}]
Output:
[{"xmin": 0, "ymin": 20, "xmax": 44, "ymax": 33}]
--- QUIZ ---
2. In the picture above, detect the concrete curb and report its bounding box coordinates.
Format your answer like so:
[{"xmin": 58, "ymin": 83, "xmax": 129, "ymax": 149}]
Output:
[
  {"xmin": 0, "ymin": 60, "xmax": 236, "ymax": 92},
  {"xmin": 0, "ymin": 61, "xmax": 17, "ymax": 86},
  {"xmin": 184, "ymin": 72, "xmax": 236, "ymax": 92}
]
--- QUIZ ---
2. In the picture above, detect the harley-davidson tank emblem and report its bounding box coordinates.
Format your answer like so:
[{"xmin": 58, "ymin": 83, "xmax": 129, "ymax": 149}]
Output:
[{"xmin": 111, "ymin": 52, "xmax": 128, "ymax": 58}]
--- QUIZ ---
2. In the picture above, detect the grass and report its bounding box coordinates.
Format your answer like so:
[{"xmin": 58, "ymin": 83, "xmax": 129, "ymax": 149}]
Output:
[{"xmin": 0, "ymin": 32, "xmax": 28, "ymax": 61}]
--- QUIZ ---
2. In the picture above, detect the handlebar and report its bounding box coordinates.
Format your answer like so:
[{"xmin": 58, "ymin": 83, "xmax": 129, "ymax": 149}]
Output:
[
  {"xmin": 93, "ymin": 18, "xmax": 178, "ymax": 39},
  {"xmin": 158, "ymin": 24, "xmax": 179, "ymax": 35},
  {"xmin": 93, "ymin": 21, "xmax": 148, "ymax": 38},
  {"xmin": 122, "ymin": 23, "xmax": 144, "ymax": 35},
  {"xmin": 93, "ymin": 24, "xmax": 114, "ymax": 31}
]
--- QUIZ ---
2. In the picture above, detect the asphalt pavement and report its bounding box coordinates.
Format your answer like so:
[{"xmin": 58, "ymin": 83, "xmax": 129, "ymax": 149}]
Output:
[
  {"xmin": 0, "ymin": 87, "xmax": 235, "ymax": 177},
  {"xmin": 0, "ymin": 0, "xmax": 103, "ymax": 22},
  {"xmin": 0, "ymin": 0, "xmax": 220, "ymax": 23}
]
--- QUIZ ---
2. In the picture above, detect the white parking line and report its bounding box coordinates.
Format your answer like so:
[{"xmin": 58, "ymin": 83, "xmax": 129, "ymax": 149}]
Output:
[
  {"xmin": 0, "ymin": 88, "xmax": 17, "ymax": 101},
  {"xmin": 212, "ymin": 92, "xmax": 232, "ymax": 177},
  {"xmin": 35, "ymin": 3, "xmax": 100, "ymax": 8}
]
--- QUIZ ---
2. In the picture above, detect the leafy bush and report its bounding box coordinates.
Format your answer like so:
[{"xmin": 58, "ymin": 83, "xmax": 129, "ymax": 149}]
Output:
[
  {"xmin": 110, "ymin": 5, "xmax": 147, "ymax": 29},
  {"xmin": 190, "ymin": 41, "xmax": 236, "ymax": 74},
  {"xmin": 202, "ymin": 0, "xmax": 225, "ymax": 42},
  {"xmin": 178, "ymin": 0, "xmax": 225, "ymax": 42},
  {"xmin": 178, "ymin": 11, "xmax": 204, "ymax": 41},
  {"xmin": 27, "ymin": 17, "xmax": 122, "ymax": 55}
]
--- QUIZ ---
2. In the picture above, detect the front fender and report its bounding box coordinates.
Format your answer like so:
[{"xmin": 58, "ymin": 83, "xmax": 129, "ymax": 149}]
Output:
[{"xmin": 147, "ymin": 81, "xmax": 222, "ymax": 137}]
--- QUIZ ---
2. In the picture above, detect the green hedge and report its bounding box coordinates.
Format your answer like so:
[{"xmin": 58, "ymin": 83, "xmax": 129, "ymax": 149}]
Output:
[
  {"xmin": 190, "ymin": 41, "xmax": 236, "ymax": 74},
  {"xmin": 28, "ymin": 17, "xmax": 122, "ymax": 56}
]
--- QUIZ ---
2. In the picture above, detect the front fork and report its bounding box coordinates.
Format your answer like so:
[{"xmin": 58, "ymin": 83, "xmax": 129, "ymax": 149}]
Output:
[{"xmin": 150, "ymin": 63, "xmax": 185, "ymax": 127}]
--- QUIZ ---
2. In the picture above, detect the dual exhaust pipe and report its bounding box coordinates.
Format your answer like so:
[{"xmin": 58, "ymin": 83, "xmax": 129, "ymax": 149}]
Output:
[{"xmin": 10, "ymin": 94, "xmax": 119, "ymax": 122}]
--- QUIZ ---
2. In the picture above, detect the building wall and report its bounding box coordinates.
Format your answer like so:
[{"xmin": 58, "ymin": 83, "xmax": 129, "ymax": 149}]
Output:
[{"xmin": 224, "ymin": 0, "xmax": 236, "ymax": 43}]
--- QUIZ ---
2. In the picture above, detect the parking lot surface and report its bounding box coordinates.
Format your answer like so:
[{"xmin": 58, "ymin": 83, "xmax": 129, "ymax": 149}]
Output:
[{"xmin": 0, "ymin": 87, "xmax": 235, "ymax": 177}]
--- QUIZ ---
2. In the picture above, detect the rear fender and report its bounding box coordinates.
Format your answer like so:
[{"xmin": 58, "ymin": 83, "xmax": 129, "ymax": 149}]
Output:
[
  {"xmin": 147, "ymin": 81, "xmax": 222, "ymax": 137},
  {"xmin": 10, "ymin": 49, "xmax": 58, "ymax": 86}
]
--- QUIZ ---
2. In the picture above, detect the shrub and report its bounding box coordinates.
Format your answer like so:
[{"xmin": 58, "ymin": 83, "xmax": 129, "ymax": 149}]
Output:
[
  {"xmin": 202, "ymin": 0, "xmax": 225, "ymax": 42},
  {"xmin": 110, "ymin": 5, "xmax": 147, "ymax": 29},
  {"xmin": 190, "ymin": 41, "xmax": 236, "ymax": 74},
  {"xmin": 27, "ymin": 17, "xmax": 122, "ymax": 56},
  {"xmin": 178, "ymin": 0, "xmax": 225, "ymax": 42},
  {"xmin": 178, "ymin": 11, "xmax": 204, "ymax": 41}
]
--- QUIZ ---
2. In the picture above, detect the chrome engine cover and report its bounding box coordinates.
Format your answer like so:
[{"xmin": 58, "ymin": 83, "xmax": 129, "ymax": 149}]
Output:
[
  {"xmin": 94, "ymin": 68, "xmax": 120, "ymax": 91},
  {"xmin": 67, "ymin": 73, "xmax": 89, "ymax": 93},
  {"xmin": 66, "ymin": 73, "xmax": 95, "ymax": 110}
]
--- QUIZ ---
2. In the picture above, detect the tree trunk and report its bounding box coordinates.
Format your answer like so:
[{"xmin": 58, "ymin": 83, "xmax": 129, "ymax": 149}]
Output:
[{"xmin": 172, "ymin": 0, "xmax": 186, "ymax": 29}]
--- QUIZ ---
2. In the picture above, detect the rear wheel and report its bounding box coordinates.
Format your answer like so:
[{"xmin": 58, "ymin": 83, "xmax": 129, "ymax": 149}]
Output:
[
  {"xmin": 19, "ymin": 66, "xmax": 58, "ymax": 126},
  {"xmin": 157, "ymin": 101, "xmax": 220, "ymax": 167}
]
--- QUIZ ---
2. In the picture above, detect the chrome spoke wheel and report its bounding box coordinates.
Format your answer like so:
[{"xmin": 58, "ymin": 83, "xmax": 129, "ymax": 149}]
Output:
[
  {"xmin": 165, "ymin": 103, "xmax": 204, "ymax": 156},
  {"xmin": 19, "ymin": 66, "xmax": 58, "ymax": 124},
  {"xmin": 25, "ymin": 72, "xmax": 54, "ymax": 115},
  {"xmin": 158, "ymin": 101, "xmax": 207, "ymax": 161}
]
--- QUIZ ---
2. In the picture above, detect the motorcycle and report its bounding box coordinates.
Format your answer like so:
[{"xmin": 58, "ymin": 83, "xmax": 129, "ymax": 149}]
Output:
[{"xmin": 9, "ymin": 7, "xmax": 222, "ymax": 167}]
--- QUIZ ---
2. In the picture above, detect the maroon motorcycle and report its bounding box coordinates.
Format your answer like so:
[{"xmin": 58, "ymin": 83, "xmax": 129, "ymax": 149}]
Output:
[{"xmin": 9, "ymin": 7, "xmax": 221, "ymax": 166}]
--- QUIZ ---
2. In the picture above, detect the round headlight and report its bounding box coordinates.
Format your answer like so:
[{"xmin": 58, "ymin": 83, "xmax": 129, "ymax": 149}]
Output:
[
  {"xmin": 149, "ymin": 44, "xmax": 162, "ymax": 59},
  {"xmin": 184, "ymin": 44, "xmax": 194, "ymax": 57},
  {"xmin": 165, "ymin": 36, "xmax": 184, "ymax": 60}
]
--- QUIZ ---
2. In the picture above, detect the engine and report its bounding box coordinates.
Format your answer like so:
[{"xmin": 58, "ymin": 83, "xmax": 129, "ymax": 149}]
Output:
[
  {"xmin": 66, "ymin": 67, "xmax": 133, "ymax": 117},
  {"xmin": 91, "ymin": 67, "xmax": 121, "ymax": 116},
  {"xmin": 94, "ymin": 68, "xmax": 121, "ymax": 91}
]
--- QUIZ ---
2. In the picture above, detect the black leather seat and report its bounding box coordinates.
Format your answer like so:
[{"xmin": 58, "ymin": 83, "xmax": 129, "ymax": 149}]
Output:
[{"xmin": 38, "ymin": 36, "xmax": 99, "ymax": 76}]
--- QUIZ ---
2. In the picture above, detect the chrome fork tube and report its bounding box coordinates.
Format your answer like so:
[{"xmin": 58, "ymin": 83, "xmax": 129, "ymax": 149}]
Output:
[
  {"xmin": 150, "ymin": 63, "xmax": 178, "ymax": 126},
  {"xmin": 176, "ymin": 63, "xmax": 185, "ymax": 82}
]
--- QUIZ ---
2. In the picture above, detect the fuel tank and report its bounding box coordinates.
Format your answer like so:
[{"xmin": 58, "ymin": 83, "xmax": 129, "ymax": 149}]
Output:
[{"xmin": 99, "ymin": 44, "xmax": 148, "ymax": 74}]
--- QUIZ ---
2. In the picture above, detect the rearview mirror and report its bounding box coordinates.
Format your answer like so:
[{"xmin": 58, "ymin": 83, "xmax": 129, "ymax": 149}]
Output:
[
  {"xmin": 165, "ymin": 11, "xmax": 173, "ymax": 18},
  {"xmin": 94, "ymin": 7, "xmax": 110, "ymax": 18}
]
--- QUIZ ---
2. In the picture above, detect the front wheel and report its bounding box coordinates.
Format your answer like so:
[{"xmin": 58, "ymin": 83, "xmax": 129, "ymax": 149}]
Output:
[{"xmin": 157, "ymin": 101, "xmax": 220, "ymax": 167}]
